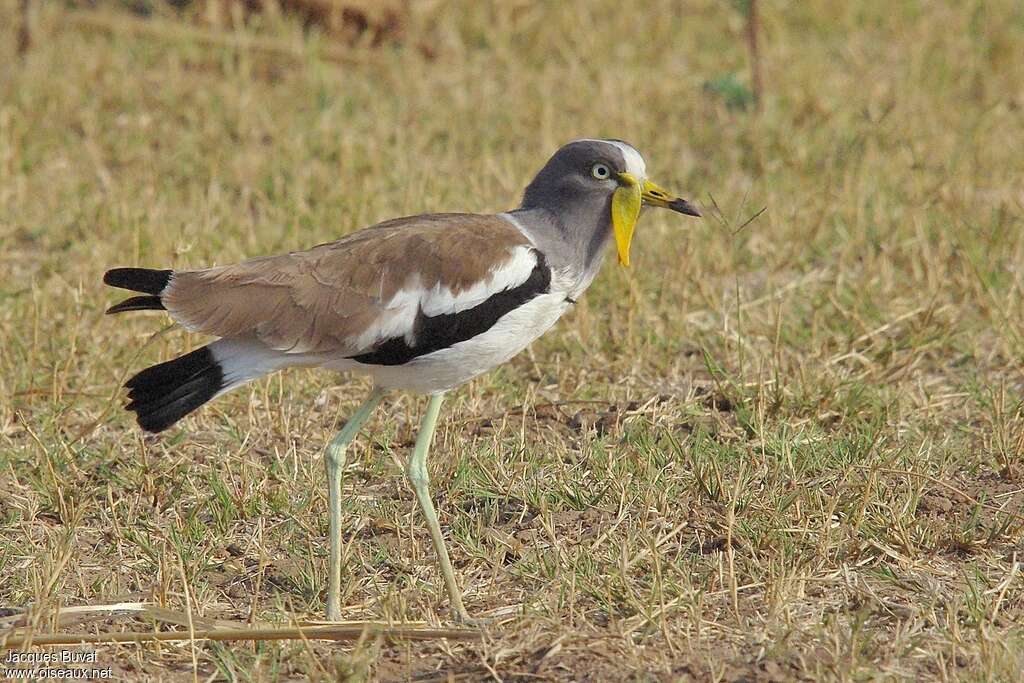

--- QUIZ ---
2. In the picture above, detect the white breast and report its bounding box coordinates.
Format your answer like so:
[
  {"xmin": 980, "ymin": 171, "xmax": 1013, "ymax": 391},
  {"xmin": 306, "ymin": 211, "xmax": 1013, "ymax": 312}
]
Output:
[{"xmin": 339, "ymin": 291, "xmax": 571, "ymax": 393}]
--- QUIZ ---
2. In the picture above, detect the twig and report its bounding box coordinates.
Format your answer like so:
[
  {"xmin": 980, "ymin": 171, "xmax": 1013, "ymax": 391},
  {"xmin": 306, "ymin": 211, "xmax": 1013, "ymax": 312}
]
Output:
[
  {"xmin": 455, "ymin": 399, "xmax": 619, "ymax": 426},
  {"xmin": 732, "ymin": 205, "xmax": 767, "ymax": 236},
  {"xmin": 63, "ymin": 9, "xmax": 360, "ymax": 67},
  {"xmin": 175, "ymin": 552, "xmax": 199, "ymax": 683},
  {"xmin": 745, "ymin": 0, "xmax": 764, "ymax": 113},
  {"xmin": 1, "ymin": 623, "xmax": 482, "ymax": 648},
  {"xmin": 17, "ymin": 0, "xmax": 31, "ymax": 57}
]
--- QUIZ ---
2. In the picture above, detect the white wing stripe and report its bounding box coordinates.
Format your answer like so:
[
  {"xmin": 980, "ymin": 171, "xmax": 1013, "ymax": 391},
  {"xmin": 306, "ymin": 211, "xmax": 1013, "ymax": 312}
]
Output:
[
  {"xmin": 384, "ymin": 245, "xmax": 538, "ymax": 318},
  {"xmin": 333, "ymin": 245, "xmax": 539, "ymax": 354}
]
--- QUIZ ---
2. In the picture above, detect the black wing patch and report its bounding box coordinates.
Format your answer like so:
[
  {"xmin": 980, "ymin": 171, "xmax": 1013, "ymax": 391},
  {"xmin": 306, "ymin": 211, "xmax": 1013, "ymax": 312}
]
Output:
[{"xmin": 350, "ymin": 251, "xmax": 551, "ymax": 366}]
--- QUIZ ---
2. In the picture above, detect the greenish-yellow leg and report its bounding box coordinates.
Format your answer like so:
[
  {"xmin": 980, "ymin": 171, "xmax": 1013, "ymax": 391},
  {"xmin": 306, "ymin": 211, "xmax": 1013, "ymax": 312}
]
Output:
[
  {"xmin": 406, "ymin": 392, "xmax": 474, "ymax": 623},
  {"xmin": 324, "ymin": 386, "xmax": 385, "ymax": 621}
]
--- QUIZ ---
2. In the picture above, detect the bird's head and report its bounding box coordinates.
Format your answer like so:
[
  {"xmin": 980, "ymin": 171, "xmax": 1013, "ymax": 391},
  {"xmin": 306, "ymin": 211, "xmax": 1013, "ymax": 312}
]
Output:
[{"xmin": 520, "ymin": 139, "xmax": 701, "ymax": 266}]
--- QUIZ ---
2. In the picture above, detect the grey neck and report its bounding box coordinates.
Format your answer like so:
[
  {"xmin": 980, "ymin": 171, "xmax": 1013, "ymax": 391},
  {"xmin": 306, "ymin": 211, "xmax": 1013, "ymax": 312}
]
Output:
[{"xmin": 506, "ymin": 197, "xmax": 613, "ymax": 292}]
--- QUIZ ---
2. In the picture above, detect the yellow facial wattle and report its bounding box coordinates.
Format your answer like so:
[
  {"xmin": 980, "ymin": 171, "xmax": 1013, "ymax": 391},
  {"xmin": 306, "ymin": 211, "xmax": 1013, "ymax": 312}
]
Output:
[{"xmin": 611, "ymin": 173, "xmax": 642, "ymax": 267}]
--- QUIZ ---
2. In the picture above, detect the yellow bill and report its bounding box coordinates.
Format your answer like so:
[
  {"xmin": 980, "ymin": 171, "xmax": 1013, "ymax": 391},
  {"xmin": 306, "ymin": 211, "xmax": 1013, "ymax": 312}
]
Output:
[{"xmin": 613, "ymin": 173, "xmax": 701, "ymax": 267}]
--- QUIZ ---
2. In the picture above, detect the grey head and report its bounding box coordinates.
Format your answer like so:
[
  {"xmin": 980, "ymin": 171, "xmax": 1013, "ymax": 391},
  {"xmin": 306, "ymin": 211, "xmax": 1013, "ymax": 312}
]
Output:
[{"xmin": 509, "ymin": 139, "xmax": 700, "ymax": 283}]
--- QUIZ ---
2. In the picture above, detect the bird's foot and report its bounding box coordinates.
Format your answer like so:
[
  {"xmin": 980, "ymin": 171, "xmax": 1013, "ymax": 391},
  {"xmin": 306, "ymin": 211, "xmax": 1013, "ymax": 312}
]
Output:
[{"xmin": 453, "ymin": 609, "xmax": 492, "ymax": 628}]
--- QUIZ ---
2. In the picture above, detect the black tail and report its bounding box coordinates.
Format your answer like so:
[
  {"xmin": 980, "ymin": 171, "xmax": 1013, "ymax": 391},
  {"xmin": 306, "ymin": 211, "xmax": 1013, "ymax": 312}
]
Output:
[
  {"xmin": 104, "ymin": 268, "xmax": 173, "ymax": 315},
  {"xmin": 125, "ymin": 346, "xmax": 225, "ymax": 433}
]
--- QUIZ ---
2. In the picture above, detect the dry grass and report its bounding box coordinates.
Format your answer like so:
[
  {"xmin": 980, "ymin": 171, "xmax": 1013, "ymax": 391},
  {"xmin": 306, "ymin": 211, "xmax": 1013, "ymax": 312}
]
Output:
[{"xmin": 2, "ymin": 0, "xmax": 1024, "ymax": 680}]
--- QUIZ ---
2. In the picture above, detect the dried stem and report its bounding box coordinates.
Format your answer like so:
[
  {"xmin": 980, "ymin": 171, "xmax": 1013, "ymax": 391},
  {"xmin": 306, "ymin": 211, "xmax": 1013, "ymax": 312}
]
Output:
[
  {"xmin": 17, "ymin": 0, "xmax": 31, "ymax": 57},
  {"xmin": 746, "ymin": 0, "xmax": 763, "ymax": 113}
]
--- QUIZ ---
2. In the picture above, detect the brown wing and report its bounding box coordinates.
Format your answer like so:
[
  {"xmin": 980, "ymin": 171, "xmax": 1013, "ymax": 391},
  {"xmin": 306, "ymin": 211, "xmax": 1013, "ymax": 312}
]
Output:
[{"xmin": 161, "ymin": 214, "xmax": 534, "ymax": 355}]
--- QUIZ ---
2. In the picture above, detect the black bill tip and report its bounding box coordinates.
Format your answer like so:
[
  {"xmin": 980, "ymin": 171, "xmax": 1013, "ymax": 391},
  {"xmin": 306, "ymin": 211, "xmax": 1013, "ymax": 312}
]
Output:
[{"xmin": 668, "ymin": 198, "xmax": 702, "ymax": 217}]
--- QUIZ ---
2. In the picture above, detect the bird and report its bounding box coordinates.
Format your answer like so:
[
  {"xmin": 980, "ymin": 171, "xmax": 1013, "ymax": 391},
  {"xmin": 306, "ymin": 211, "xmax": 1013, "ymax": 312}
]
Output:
[{"xmin": 103, "ymin": 138, "xmax": 701, "ymax": 624}]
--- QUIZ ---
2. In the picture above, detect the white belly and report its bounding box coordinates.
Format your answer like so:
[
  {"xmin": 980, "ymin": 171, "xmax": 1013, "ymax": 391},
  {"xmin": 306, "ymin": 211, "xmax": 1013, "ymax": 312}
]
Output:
[{"xmin": 345, "ymin": 292, "xmax": 570, "ymax": 393}]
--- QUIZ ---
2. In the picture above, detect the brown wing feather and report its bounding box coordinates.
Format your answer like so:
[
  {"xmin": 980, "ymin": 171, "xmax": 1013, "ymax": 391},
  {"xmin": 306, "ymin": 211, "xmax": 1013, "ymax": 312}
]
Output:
[{"xmin": 161, "ymin": 214, "xmax": 532, "ymax": 355}]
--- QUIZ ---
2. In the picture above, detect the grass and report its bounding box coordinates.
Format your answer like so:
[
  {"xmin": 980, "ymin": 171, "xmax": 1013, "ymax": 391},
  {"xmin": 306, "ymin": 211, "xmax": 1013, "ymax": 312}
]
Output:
[{"xmin": 2, "ymin": 0, "xmax": 1024, "ymax": 679}]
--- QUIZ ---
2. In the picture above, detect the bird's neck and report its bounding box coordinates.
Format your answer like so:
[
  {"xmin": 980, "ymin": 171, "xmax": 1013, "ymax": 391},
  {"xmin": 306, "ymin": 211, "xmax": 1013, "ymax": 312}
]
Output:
[{"xmin": 506, "ymin": 200, "xmax": 613, "ymax": 296}]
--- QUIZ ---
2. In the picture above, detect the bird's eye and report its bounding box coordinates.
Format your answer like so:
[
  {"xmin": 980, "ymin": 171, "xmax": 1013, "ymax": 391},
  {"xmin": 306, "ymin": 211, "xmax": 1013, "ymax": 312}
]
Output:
[{"xmin": 591, "ymin": 163, "xmax": 611, "ymax": 180}]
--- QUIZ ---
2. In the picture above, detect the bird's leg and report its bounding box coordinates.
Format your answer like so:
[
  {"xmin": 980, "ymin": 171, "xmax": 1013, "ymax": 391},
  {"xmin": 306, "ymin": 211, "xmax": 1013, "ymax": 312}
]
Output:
[
  {"xmin": 405, "ymin": 392, "xmax": 474, "ymax": 624},
  {"xmin": 324, "ymin": 386, "xmax": 385, "ymax": 621}
]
